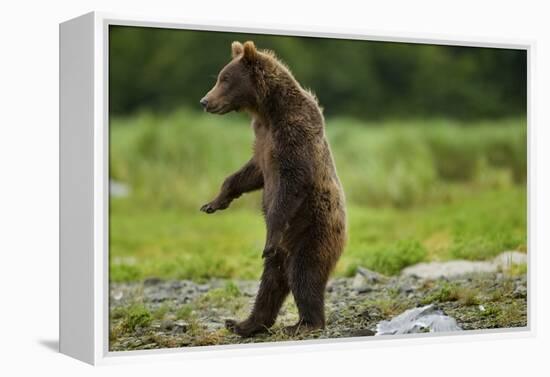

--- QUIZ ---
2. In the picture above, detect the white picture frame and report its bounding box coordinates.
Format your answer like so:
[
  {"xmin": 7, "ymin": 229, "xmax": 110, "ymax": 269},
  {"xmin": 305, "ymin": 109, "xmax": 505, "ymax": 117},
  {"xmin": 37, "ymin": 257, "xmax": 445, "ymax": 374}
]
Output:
[{"xmin": 59, "ymin": 11, "xmax": 534, "ymax": 365}]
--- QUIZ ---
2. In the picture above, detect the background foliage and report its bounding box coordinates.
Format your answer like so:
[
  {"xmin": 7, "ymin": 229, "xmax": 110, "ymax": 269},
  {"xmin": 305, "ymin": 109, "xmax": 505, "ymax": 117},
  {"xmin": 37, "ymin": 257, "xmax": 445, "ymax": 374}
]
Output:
[{"xmin": 109, "ymin": 26, "xmax": 526, "ymax": 120}]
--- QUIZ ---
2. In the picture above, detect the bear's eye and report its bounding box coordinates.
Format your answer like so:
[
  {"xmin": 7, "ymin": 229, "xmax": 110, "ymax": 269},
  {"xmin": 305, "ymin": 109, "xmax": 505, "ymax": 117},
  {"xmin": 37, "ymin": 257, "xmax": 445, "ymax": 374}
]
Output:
[{"xmin": 220, "ymin": 74, "xmax": 229, "ymax": 83}]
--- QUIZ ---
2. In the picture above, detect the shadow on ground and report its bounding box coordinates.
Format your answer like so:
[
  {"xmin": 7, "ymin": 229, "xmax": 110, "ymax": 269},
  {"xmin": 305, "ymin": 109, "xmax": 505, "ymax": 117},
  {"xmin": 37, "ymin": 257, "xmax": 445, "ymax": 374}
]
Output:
[{"xmin": 38, "ymin": 339, "xmax": 59, "ymax": 352}]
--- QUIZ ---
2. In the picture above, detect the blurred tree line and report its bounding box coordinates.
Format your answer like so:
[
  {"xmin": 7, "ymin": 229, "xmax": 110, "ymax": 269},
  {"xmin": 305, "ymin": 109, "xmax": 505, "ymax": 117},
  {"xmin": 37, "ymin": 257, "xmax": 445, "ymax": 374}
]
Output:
[{"xmin": 109, "ymin": 26, "xmax": 526, "ymax": 121}]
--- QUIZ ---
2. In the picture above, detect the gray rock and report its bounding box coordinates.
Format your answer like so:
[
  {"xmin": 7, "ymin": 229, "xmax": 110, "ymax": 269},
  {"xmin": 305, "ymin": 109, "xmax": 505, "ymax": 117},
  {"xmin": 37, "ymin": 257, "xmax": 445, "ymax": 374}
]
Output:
[
  {"xmin": 170, "ymin": 281, "xmax": 184, "ymax": 289},
  {"xmin": 355, "ymin": 285, "xmax": 373, "ymax": 294},
  {"xmin": 360, "ymin": 308, "xmax": 382, "ymax": 321},
  {"xmin": 402, "ymin": 260, "xmax": 495, "ymax": 280},
  {"xmin": 160, "ymin": 320, "xmax": 174, "ymax": 331},
  {"xmin": 513, "ymin": 285, "xmax": 527, "ymax": 298},
  {"xmin": 352, "ymin": 267, "xmax": 386, "ymax": 293},
  {"xmin": 198, "ymin": 284, "xmax": 210, "ymax": 292},
  {"xmin": 401, "ymin": 251, "xmax": 527, "ymax": 280},
  {"xmin": 148, "ymin": 290, "xmax": 170, "ymax": 303},
  {"xmin": 399, "ymin": 284, "xmax": 415, "ymax": 294},
  {"xmin": 327, "ymin": 311, "xmax": 340, "ymax": 324},
  {"xmin": 357, "ymin": 267, "xmax": 387, "ymax": 283},
  {"xmin": 173, "ymin": 320, "xmax": 188, "ymax": 333},
  {"xmin": 112, "ymin": 290, "xmax": 123, "ymax": 301}
]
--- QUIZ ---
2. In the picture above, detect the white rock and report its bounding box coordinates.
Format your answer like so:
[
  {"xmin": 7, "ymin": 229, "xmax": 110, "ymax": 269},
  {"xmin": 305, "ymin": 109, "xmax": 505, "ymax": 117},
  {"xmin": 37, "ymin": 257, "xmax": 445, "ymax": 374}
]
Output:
[
  {"xmin": 112, "ymin": 291, "xmax": 123, "ymax": 301},
  {"xmin": 376, "ymin": 305, "xmax": 462, "ymax": 335},
  {"xmin": 110, "ymin": 179, "xmax": 130, "ymax": 198},
  {"xmin": 492, "ymin": 251, "xmax": 528, "ymax": 268}
]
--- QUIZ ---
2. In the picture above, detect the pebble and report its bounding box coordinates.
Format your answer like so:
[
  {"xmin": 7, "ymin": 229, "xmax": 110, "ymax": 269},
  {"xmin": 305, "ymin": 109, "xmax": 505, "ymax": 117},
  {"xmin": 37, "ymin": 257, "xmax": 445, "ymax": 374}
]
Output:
[
  {"xmin": 357, "ymin": 267, "xmax": 387, "ymax": 283},
  {"xmin": 513, "ymin": 285, "xmax": 527, "ymax": 298},
  {"xmin": 173, "ymin": 320, "xmax": 188, "ymax": 333},
  {"xmin": 160, "ymin": 320, "xmax": 174, "ymax": 331},
  {"xmin": 352, "ymin": 267, "xmax": 386, "ymax": 293}
]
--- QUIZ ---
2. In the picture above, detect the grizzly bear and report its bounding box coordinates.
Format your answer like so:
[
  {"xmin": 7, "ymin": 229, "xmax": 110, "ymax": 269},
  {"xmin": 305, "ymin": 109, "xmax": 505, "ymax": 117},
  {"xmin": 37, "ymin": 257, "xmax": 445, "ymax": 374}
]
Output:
[{"xmin": 199, "ymin": 41, "xmax": 346, "ymax": 337}]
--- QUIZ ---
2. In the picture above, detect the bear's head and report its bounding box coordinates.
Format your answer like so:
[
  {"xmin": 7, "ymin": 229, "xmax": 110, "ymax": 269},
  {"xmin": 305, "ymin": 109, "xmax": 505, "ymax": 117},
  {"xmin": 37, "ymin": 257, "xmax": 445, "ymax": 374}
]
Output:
[{"xmin": 200, "ymin": 41, "xmax": 268, "ymax": 114}]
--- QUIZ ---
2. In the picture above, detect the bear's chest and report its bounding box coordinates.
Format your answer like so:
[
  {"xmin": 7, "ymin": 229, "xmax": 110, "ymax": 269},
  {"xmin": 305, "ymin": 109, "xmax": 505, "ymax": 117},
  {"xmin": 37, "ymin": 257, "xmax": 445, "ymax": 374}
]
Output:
[
  {"xmin": 252, "ymin": 119, "xmax": 273, "ymax": 171},
  {"xmin": 252, "ymin": 119, "xmax": 277, "ymax": 197}
]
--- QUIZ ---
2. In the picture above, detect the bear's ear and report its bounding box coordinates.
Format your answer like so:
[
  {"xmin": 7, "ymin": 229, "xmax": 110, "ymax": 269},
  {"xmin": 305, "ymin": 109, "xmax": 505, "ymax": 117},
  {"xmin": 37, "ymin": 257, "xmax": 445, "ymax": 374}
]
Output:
[
  {"xmin": 231, "ymin": 41, "xmax": 243, "ymax": 58},
  {"xmin": 242, "ymin": 41, "xmax": 257, "ymax": 62}
]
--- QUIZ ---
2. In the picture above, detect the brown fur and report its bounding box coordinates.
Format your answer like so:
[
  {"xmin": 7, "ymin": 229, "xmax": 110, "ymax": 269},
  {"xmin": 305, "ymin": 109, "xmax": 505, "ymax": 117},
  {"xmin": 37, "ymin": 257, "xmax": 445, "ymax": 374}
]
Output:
[{"xmin": 200, "ymin": 41, "xmax": 347, "ymax": 337}]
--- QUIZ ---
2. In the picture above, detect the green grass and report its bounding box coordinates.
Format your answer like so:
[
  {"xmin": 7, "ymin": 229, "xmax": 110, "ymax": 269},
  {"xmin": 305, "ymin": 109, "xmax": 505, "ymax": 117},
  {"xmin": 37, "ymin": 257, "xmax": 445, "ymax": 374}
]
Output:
[
  {"xmin": 109, "ymin": 109, "xmax": 527, "ymax": 282},
  {"xmin": 342, "ymin": 186, "xmax": 526, "ymax": 275},
  {"xmin": 111, "ymin": 303, "xmax": 153, "ymax": 333},
  {"xmin": 110, "ymin": 186, "xmax": 526, "ymax": 282},
  {"xmin": 176, "ymin": 304, "xmax": 194, "ymax": 321}
]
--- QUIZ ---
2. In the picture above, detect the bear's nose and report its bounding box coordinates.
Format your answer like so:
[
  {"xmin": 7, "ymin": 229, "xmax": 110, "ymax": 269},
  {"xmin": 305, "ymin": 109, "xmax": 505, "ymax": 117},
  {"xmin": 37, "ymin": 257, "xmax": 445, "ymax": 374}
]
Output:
[{"xmin": 200, "ymin": 98, "xmax": 209, "ymax": 109}]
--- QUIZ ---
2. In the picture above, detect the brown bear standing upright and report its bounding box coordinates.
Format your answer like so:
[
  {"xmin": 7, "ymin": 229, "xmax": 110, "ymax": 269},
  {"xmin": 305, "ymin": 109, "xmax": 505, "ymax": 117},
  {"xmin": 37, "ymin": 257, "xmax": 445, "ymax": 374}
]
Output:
[{"xmin": 199, "ymin": 41, "xmax": 346, "ymax": 337}]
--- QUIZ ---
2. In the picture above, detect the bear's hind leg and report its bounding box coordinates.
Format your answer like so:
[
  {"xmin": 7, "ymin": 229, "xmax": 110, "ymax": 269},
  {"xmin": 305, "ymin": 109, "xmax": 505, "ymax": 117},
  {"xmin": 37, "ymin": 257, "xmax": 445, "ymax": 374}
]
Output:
[
  {"xmin": 225, "ymin": 252, "xmax": 289, "ymax": 337},
  {"xmin": 285, "ymin": 249, "xmax": 330, "ymax": 336}
]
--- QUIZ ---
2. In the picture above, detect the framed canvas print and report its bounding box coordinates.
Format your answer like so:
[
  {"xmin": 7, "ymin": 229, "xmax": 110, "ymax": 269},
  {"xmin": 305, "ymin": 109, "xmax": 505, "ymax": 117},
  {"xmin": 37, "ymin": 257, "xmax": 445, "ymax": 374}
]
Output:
[{"xmin": 59, "ymin": 11, "xmax": 532, "ymax": 365}]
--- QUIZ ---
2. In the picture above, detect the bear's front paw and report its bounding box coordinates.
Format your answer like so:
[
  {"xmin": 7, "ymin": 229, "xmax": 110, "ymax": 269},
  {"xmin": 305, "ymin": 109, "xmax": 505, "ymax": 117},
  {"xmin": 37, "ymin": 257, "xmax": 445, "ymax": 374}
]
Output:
[
  {"xmin": 200, "ymin": 202, "xmax": 218, "ymax": 214},
  {"xmin": 200, "ymin": 199, "xmax": 230, "ymax": 214}
]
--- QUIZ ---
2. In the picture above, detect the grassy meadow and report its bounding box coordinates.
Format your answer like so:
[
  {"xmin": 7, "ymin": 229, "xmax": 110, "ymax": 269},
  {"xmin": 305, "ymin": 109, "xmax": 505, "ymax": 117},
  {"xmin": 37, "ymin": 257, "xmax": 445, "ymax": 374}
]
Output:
[{"xmin": 109, "ymin": 109, "xmax": 527, "ymax": 282}]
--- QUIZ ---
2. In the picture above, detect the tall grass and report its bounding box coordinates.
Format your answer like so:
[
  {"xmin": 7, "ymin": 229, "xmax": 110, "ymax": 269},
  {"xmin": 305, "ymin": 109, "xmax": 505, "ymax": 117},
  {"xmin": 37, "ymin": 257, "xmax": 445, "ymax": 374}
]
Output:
[{"xmin": 110, "ymin": 109, "xmax": 526, "ymax": 210}]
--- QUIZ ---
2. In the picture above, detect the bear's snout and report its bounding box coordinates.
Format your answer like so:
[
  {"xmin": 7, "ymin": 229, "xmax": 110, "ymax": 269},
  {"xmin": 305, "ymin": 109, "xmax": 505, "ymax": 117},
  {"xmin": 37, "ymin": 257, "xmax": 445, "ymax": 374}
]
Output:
[{"xmin": 199, "ymin": 97, "xmax": 209, "ymax": 110}]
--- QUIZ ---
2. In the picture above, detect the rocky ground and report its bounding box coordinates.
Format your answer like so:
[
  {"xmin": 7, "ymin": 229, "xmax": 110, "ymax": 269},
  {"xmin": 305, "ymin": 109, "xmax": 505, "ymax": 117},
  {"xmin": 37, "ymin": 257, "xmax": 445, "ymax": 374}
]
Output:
[{"xmin": 109, "ymin": 252, "xmax": 527, "ymax": 351}]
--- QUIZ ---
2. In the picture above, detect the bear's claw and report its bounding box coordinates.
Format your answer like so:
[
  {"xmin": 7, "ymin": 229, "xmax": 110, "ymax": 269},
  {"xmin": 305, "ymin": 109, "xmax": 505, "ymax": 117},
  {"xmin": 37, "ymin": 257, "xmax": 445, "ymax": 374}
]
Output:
[{"xmin": 200, "ymin": 203, "xmax": 216, "ymax": 213}]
